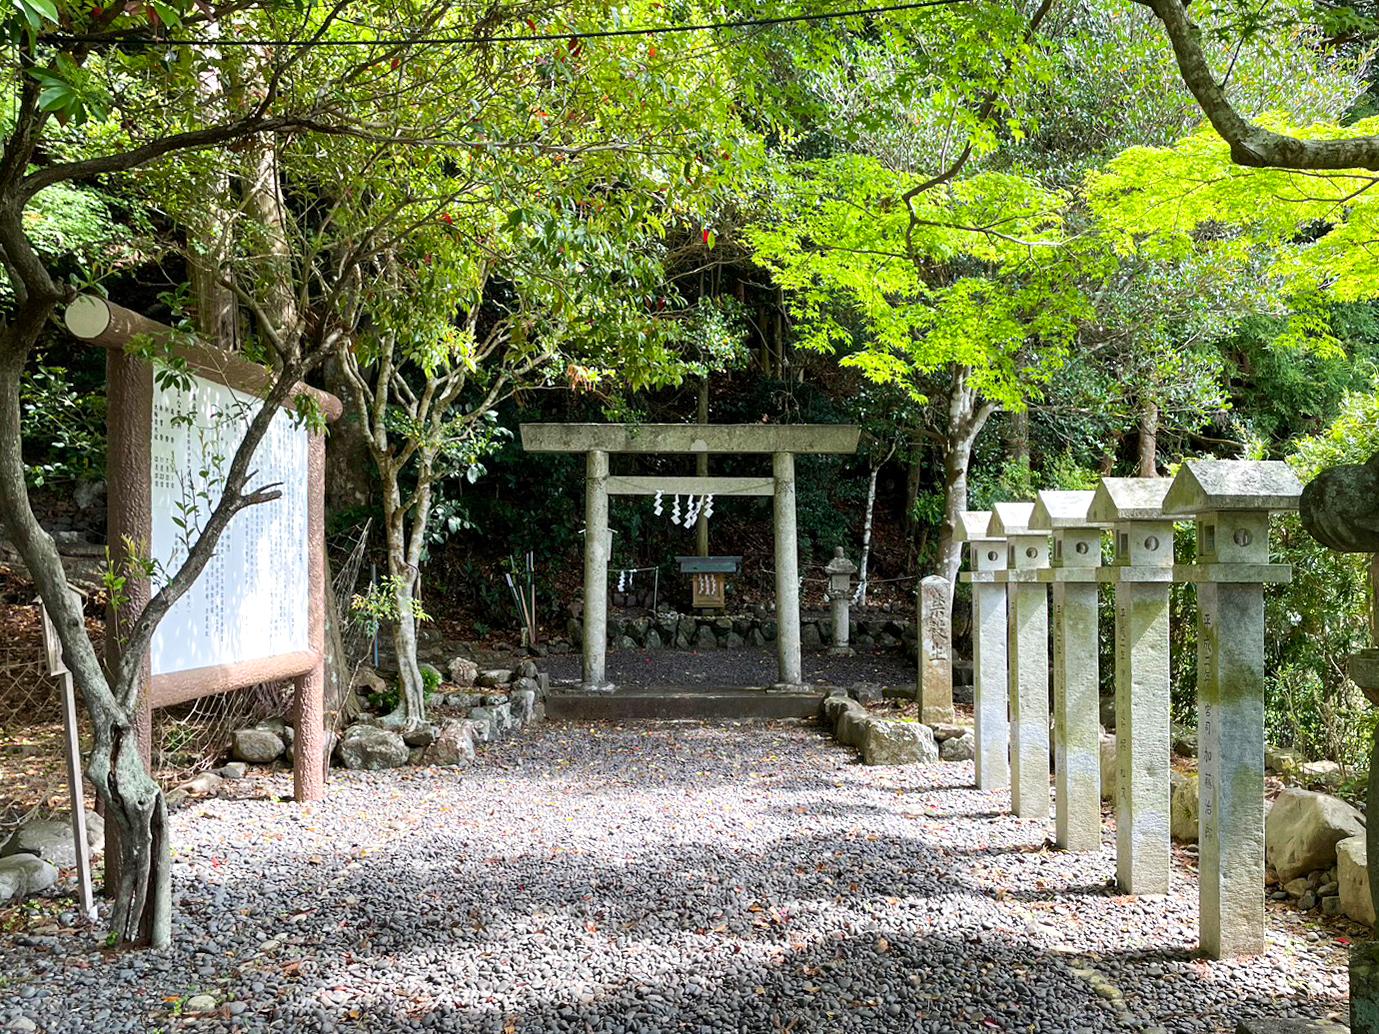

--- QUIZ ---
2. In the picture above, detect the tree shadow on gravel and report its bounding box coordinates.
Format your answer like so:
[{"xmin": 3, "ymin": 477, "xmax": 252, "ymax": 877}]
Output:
[{"xmin": 238, "ymin": 925, "xmax": 1346, "ymax": 1034}]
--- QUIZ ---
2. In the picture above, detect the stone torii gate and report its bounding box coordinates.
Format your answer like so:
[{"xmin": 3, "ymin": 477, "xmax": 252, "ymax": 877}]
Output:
[{"xmin": 520, "ymin": 423, "xmax": 860, "ymax": 692}]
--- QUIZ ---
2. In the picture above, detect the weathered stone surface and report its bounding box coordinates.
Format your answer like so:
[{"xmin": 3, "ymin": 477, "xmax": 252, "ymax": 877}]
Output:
[
  {"xmin": 1, "ymin": 813, "xmax": 102, "ymax": 868},
  {"xmin": 178, "ymin": 772, "xmax": 224, "ymax": 796},
  {"xmin": 352, "ymin": 665, "xmax": 388, "ymax": 696},
  {"xmin": 861, "ymin": 720, "xmax": 938, "ymax": 766},
  {"xmin": 215, "ymin": 761, "xmax": 249, "ymax": 780},
  {"xmin": 447, "ymin": 656, "xmax": 479, "ymax": 687},
  {"xmin": 939, "ymin": 730, "xmax": 975, "ymax": 762},
  {"xmin": 931, "ymin": 723, "xmax": 966, "ymax": 742},
  {"xmin": 918, "ymin": 575, "xmax": 954, "ymax": 724},
  {"xmin": 402, "ymin": 723, "xmax": 439, "ymax": 748},
  {"xmin": 0, "ymin": 854, "xmax": 57, "ymax": 902},
  {"xmin": 232, "ymin": 727, "xmax": 284, "ymax": 764},
  {"xmin": 1170, "ymin": 772, "xmax": 1199, "ymax": 843},
  {"xmin": 1265, "ymin": 745, "xmax": 1301, "ymax": 776},
  {"xmin": 1265, "ymin": 788, "xmax": 1365, "ymax": 883},
  {"xmin": 424, "ymin": 719, "xmax": 477, "ymax": 767},
  {"xmin": 835, "ymin": 703, "xmax": 871, "ymax": 748},
  {"xmin": 1099, "ymin": 733, "xmax": 1116, "ymax": 801},
  {"xmin": 510, "ymin": 688, "xmax": 537, "ymax": 724},
  {"xmin": 336, "ymin": 725, "xmax": 410, "ymax": 770},
  {"xmin": 1337, "ymin": 834, "xmax": 1374, "ymax": 927},
  {"xmin": 1298, "ymin": 451, "xmax": 1379, "ymax": 553},
  {"xmin": 1236, "ymin": 1020, "xmax": 1348, "ymax": 1034},
  {"xmin": 1299, "ymin": 760, "xmax": 1343, "ymax": 789},
  {"xmin": 849, "ymin": 683, "xmax": 883, "ymax": 706},
  {"xmin": 477, "ymin": 669, "xmax": 514, "ymax": 687},
  {"xmin": 470, "ymin": 703, "xmax": 513, "ymax": 736}
]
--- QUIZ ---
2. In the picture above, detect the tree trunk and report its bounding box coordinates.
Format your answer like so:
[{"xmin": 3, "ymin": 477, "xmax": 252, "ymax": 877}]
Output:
[
  {"xmin": 934, "ymin": 369, "xmax": 996, "ymax": 610},
  {"xmin": 857, "ymin": 461, "xmax": 881, "ymax": 607},
  {"xmin": 322, "ymin": 354, "xmax": 373, "ymax": 513},
  {"xmin": 382, "ymin": 497, "xmax": 426, "ymax": 728},
  {"xmin": 99, "ymin": 723, "xmax": 171, "ymax": 946},
  {"xmin": 388, "ymin": 572, "xmax": 426, "ymax": 726},
  {"xmin": 0, "ymin": 324, "xmax": 169, "ymax": 947},
  {"xmin": 1005, "ymin": 408, "xmax": 1030, "ymax": 467},
  {"xmin": 1137, "ymin": 400, "xmax": 1160, "ymax": 477}
]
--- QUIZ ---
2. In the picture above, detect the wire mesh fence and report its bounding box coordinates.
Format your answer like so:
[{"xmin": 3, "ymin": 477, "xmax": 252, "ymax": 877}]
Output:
[
  {"xmin": 0, "ymin": 599, "xmax": 92, "ymax": 842},
  {"xmin": 1, "ymin": 520, "xmax": 377, "ymax": 838}
]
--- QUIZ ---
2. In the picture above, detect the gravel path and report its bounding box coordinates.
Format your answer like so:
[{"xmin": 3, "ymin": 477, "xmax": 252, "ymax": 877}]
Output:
[
  {"xmin": 1, "ymin": 721, "xmax": 1350, "ymax": 1033},
  {"xmin": 543, "ymin": 646, "xmax": 917, "ymax": 691}
]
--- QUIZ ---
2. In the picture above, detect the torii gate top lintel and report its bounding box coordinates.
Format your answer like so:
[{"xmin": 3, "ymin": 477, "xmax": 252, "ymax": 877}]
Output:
[
  {"xmin": 520, "ymin": 422, "xmax": 859, "ymax": 695},
  {"xmin": 519, "ymin": 423, "xmax": 860, "ymax": 456}
]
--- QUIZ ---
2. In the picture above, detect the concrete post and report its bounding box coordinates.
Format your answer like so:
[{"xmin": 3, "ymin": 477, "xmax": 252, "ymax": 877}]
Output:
[
  {"xmin": 582, "ymin": 449, "xmax": 613, "ymax": 693},
  {"xmin": 1032, "ymin": 491, "xmax": 1104, "ymax": 852},
  {"xmin": 773, "ymin": 451, "xmax": 803, "ymax": 690},
  {"xmin": 918, "ymin": 575, "xmax": 955, "ymax": 723},
  {"xmin": 825, "ymin": 547, "xmax": 857, "ymax": 657},
  {"xmin": 1167, "ymin": 460, "xmax": 1301, "ymax": 958},
  {"xmin": 958, "ymin": 511, "xmax": 1009, "ymax": 791},
  {"xmin": 991, "ymin": 502, "xmax": 1049, "ymax": 820},
  {"xmin": 1091, "ymin": 477, "xmax": 1174, "ymax": 895}
]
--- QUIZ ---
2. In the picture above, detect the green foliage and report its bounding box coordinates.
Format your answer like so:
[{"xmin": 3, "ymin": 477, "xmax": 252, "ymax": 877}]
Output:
[
  {"xmin": 351, "ymin": 577, "xmax": 433, "ymax": 641},
  {"xmin": 19, "ymin": 358, "xmax": 104, "ymax": 485}
]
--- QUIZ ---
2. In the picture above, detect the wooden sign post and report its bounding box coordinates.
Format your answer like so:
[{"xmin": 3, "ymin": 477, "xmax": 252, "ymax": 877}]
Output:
[{"xmin": 37, "ymin": 591, "xmax": 97, "ymax": 921}]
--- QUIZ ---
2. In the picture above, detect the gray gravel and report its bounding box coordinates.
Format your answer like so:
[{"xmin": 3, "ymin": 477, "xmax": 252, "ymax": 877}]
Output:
[{"xmin": 0, "ymin": 721, "xmax": 1351, "ymax": 1032}]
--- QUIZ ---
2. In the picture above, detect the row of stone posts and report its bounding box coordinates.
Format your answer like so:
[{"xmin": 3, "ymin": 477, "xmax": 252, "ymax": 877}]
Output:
[{"xmin": 957, "ymin": 460, "xmax": 1303, "ymax": 960}]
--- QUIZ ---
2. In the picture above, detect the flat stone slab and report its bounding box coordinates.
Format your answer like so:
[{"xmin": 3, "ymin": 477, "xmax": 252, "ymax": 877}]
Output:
[{"xmin": 1236, "ymin": 1021, "xmax": 1348, "ymax": 1034}]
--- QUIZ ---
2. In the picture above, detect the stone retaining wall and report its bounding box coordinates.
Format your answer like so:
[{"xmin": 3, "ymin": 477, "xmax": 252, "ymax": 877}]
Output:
[{"xmin": 571, "ymin": 610, "xmax": 916, "ymax": 653}]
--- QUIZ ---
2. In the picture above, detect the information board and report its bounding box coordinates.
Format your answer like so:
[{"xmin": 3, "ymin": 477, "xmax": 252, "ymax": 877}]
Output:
[{"xmin": 148, "ymin": 373, "xmax": 309, "ymax": 676}]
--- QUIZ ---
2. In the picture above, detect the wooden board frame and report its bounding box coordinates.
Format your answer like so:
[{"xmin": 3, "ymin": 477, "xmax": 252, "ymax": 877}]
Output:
[{"xmin": 68, "ymin": 297, "xmax": 340, "ymax": 802}]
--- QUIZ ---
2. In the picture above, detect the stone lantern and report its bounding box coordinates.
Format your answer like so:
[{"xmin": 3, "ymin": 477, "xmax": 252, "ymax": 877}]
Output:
[
  {"xmin": 824, "ymin": 547, "xmax": 858, "ymax": 657},
  {"xmin": 989, "ymin": 500, "xmax": 1049, "ymax": 820},
  {"xmin": 1165, "ymin": 459, "xmax": 1300, "ymax": 959},
  {"xmin": 1030, "ymin": 489, "xmax": 1104, "ymax": 853},
  {"xmin": 957, "ymin": 510, "xmax": 1008, "ymax": 791},
  {"xmin": 1089, "ymin": 476, "xmax": 1174, "ymax": 895}
]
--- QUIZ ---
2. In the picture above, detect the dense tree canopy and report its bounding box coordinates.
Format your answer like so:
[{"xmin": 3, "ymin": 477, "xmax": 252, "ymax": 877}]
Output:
[{"xmin": 7, "ymin": 0, "xmax": 1379, "ymax": 947}]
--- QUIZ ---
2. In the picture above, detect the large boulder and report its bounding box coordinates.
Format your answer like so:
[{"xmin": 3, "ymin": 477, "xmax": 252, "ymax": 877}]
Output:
[
  {"xmin": 477, "ymin": 669, "xmax": 513, "ymax": 688},
  {"xmin": 940, "ymin": 730, "xmax": 975, "ymax": 762},
  {"xmin": 861, "ymin": 720, "xmax": 939, "ymax": 766},
  {"xmin": 336, "ymin": 724, "xmax": 410, "ymax": 770},
  {"xmin": 1, "ymin": 812, "xmax": 103, "ymax": 867},
  {"xmin": 1337, "ymin": 835, "xmax": 1374, "ymax": 927},
  {"xmin": 1266, "ymin": 788, "xmax": 1365, "ymax": 883},
  {"xmin": 424, "ymin": 719, "xmax": 477, "ymax": 767},
  {"xmin": 1170, "ymin": 772, "xmax": 1199, "ymax": 843},
  {"xmin": 0, "ymin": 854, "xmax": 57, "ymax": 902},
  {"xmin": 447, "ymin": 657, "xmax": 479, "ymax": 688},
  {"xmin": 232, "ymin": 727, "xmax": 284, "ymax": 765}
]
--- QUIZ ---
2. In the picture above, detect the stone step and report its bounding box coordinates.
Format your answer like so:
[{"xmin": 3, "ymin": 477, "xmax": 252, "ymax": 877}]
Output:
[{"xmin": 546, "ymin": 687, "xmax": 824, "ymax": 722}]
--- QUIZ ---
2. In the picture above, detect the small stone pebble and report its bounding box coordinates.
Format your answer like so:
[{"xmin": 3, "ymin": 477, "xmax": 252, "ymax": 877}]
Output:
[{"xmin": 0, "ymin": 722, "xmax": 1350, "ymax": 1033}]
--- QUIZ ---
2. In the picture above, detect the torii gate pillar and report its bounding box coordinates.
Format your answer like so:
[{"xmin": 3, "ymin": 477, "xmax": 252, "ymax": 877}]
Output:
[{"xmin": 520, "ymin": 423, "xmax": 860, "ymax": 693}]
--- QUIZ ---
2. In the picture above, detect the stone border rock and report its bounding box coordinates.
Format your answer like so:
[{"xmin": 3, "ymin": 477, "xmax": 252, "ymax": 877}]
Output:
[
  {"xmin": 570, "ymin": 610, "xmax": 918, "ymax": 655},
  {"xmin": 221, "ymin": 658, "xmax": 552, "ymax": 778},
  {"xmin": 817, "ymin": 688, "xmax": 969, "ymax": 767}
]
